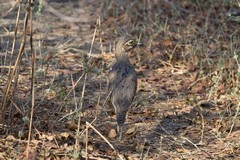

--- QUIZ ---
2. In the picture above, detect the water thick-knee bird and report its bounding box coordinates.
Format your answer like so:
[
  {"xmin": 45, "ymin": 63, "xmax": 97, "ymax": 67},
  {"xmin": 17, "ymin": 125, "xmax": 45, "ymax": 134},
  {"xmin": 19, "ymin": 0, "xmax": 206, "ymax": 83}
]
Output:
[{"xmin": 108, "ymin": 36, "xmax": 141, "ymax": 139}]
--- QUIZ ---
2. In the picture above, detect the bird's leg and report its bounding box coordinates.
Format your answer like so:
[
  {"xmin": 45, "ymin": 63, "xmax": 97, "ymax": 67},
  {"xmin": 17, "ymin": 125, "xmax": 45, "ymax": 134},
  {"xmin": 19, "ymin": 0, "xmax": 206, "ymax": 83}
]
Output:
[{"xmin": 117, "ymin": 125, "xmax": 123, "ymax": 141}]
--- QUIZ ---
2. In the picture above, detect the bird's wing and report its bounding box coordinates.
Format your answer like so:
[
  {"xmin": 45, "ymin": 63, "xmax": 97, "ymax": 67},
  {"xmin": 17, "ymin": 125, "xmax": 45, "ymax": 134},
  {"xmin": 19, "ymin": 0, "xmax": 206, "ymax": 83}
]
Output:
[{"xmin": 109, "ymin": 62, "xmax": 137, "ymax": 111}]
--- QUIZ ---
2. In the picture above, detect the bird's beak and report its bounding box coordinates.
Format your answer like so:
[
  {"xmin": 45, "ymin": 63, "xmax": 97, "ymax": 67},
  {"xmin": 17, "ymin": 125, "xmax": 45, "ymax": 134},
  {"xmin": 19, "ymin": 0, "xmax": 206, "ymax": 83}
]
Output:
[{"xmin": 137, "ymin": 42, "xmax": 144, "ymax": 47}]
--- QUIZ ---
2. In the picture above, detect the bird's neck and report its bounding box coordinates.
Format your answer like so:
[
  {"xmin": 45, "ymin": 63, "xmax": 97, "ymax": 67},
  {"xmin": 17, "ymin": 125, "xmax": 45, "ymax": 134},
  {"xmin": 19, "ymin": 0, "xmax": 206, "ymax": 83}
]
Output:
[{"xmin": 115, "ymin": 51, "xmax": 130, "ymax": 62}]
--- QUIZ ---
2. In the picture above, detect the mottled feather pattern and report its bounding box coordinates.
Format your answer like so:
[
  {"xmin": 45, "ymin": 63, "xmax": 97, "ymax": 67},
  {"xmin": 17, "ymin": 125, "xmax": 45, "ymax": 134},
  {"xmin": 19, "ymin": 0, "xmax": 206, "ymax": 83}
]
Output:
[
  {"xmin": 109, "ymin": 62, "xmax": 137, "ymax": 125},
  {"xmin": 107, "ymin": 36, "xmax": 139, "ymax": 140},
  {"xmin": 108, "ymin": 37, "xmax": 138, "ymax": 127}
]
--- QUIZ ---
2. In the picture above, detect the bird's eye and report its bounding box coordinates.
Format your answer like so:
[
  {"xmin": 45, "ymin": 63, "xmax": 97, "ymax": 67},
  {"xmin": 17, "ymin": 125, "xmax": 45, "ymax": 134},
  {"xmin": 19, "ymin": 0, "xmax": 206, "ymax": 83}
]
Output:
[{"xmin": 126, "ymin": 40, "xmax": 135, "ymax": 46}]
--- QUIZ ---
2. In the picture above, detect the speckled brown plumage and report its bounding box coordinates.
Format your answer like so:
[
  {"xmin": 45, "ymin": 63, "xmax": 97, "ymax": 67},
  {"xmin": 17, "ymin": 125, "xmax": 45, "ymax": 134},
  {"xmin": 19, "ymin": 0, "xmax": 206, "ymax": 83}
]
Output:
[{"xmin": 108, "ymin": 37, "xmax": 139, "ymax": 139}]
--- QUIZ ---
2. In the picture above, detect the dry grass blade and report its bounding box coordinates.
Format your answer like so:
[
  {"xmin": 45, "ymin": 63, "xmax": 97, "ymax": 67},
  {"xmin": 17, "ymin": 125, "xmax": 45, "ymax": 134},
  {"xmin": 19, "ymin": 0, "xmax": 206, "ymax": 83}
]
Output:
[
  {"xmin": 26, "ymin": 0, "xmax": 35, "ymax": 158},
  {"xmin": 1, "ymin": 0, "xmax": 29, "ymax": 124},
  {"xmin": 85, "ymin": 121, "xmax": 89, "ymax": 160}
]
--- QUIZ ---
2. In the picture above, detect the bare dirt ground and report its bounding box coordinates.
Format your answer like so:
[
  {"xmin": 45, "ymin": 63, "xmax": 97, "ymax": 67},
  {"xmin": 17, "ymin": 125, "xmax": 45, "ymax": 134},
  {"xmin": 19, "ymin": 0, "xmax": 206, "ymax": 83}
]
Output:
[{"xmin": 0, "ymin": 0, "xmax": 240, "ymax": 159}]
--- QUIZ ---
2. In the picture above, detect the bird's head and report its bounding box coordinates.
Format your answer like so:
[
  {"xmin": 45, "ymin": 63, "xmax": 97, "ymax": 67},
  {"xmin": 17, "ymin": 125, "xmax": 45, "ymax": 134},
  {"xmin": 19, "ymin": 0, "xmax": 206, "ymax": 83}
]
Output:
[{"xmin": 116, "ymin": 37, "xmax": 142, "ymax": 53}]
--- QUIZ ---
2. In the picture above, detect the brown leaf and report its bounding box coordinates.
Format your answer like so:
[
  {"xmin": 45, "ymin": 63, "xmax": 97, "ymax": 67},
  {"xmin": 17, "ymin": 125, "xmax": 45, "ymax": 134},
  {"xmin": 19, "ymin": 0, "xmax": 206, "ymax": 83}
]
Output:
[
  {"xmin": 65, "ymin": 121, "xmax": 78, "ymax": 131},
  {"xmin": 162, "ymin": 38, "xmax": 173, "ymax": 47},
  {"xmin": 126, "ymin": 126, "xmax": 136, "ymax": 135},
  {"xmin": 60, "ymin": 132, "xmax": 70, "ymax": 139},
  {"xmin": 108, "ymin": 129, "xmax": 117, "ymax": 139},
  {"xmin": 87, "ymin": 145, "xmax": 94, "ymax": 151}
]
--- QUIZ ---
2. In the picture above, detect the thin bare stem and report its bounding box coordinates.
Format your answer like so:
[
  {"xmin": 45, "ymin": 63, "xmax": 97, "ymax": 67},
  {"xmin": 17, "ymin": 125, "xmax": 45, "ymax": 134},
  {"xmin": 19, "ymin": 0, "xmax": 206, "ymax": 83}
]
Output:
[
  {"xmin": 85, "ymin": 122, "xmax": 89, "ymax": 160},
  {"xmin": 26, "ymin": 0, "xmax": 35, "ymax": 158}
]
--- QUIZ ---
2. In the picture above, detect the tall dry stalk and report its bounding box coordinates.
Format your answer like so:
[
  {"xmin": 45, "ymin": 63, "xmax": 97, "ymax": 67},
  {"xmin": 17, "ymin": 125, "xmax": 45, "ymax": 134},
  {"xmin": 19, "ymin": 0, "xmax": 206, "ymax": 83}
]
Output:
[{"xmin": 1, "ymin": 0, "xmax": 30, "ymax": 124}]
